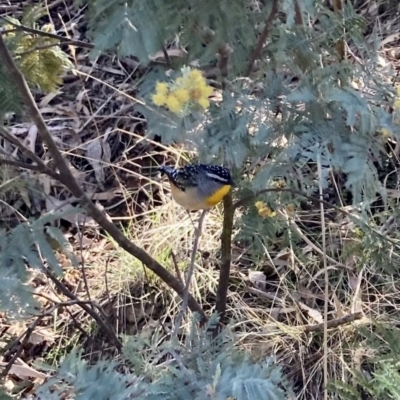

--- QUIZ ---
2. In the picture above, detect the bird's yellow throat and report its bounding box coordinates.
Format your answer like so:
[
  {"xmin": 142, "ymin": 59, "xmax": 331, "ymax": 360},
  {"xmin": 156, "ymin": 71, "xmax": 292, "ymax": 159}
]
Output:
[{"xmin": 205, "ymin": 184, "xmax": 232, "ymax": 206}]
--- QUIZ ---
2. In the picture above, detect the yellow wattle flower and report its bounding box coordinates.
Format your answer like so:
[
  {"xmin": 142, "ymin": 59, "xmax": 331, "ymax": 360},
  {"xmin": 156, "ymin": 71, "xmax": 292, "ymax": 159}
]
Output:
[
  {"xmin": 255, "ymin": 201, "xmax": 265, "ymax": 210},
  {"xmin": 258, "ymin": 207, "xmax": 276, "ymax": 218},
  {"xmin": 199, "ymin": 84, "xmax": 214, "ymax": 98},
  {"xmin": 197, "ymin": 97, "xmax": 210, "ymax": 110},
  {"xmin": 380, "ymin": 128, "xmax": 390, "ymax": 138},
  {"xmin": 189, "ymin": 69, "xmax": 204, "ymax": 81},
  {"xmin": 394, "ymin": 99, "xmax": 400, "ymax": 110},
  {"xmin": 152, "ymin": 92, "xmax": 167, "ymax": 106},
  {"xmin": 166, "ymin": 94, "xmax": 183, "ymax": 113},
  {"xmin": 152, "ymin": 68, "xmax": 214, "ymax": 114},
  {"xmin": 173, "ymin": 88, "xmax": 190, "ymax": 103},
  {"xmin": 156, "ymin": 82, "xmax": 169, "ymax": 95},
  {"xmin": 189, "ymin": 88, "xmax": 203, "ymax": 100}
]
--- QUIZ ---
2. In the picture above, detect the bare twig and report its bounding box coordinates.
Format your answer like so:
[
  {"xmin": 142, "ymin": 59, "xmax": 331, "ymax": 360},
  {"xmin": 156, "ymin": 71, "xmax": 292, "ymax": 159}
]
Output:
[
  {"xmin": 316, "ymin": 149, "xmax": 328, "ymax": 400},
  {"xmin": 15, "ymin": 41, "xmax": 80, "ymax": 56},
  {"xmin": 161, "ymin": 46, "xmax": 171, "ymax": 68},
  {"xmin": 1, "ymin": 15, "xmax": 168, "ymax": 70},
  {"xmin": 276, "ymin": 209, "xmax": 350, "ymax": 270},
  {"xmin": 170, "ymin": 250, "xmax": 185, "ymax": 284},
  {"xmin": 234, "ymin": 187, "xmax": 400, "ymax": 248},
  {"xmin": 302, "ymin": 312, "xmax": 363, "ymax": 333},
  {"xmin": 0, "ymin": 157, "xmax": 53, "ymax": 175},
  {"xmin": 0, "ymin": 300, "xmax": 88, "ymax": 378},
  {"xmin": 76, "ymin": 222, "xmax": 94, "ymax": 310},
  {"xmin": 0, "ymin": 35, "xmax": 207, "ymax": 332},
  {"xmin": 0, "ymin": 15, "xmax": 94, "ymax": 49},
  {"xmin": 196, "ymin": 25, "xmax": 232, "ymax": 86},
  {"xmin": 217, "ymin": 43, "xmax": 233, "ymax": 78},
  {"xmin": 333, "ymin": 0, "xmax": 345, "ymax": 61},
  {"xmin": 234, "ymin": 187, "xmax": 342, "ymax": 211},
  {"xmin": 0, "ymin": 5, "xmax": 20, "ymax": 12},
  {"xmin": 294, "ymin": 0, "xmax": 304, "ymax": 26},
  {"xmin": 216, "ymin": 192, "xmax": 234, "ymax": 322},
  {"xmin": 45, "ymin": 268, "xmax": 122, "ymax": 350},
  {"xmin": 245, "ymin": 0, "xmax": 279, "ymax": 76},
  {"xmin": 0, "ymin": 0, "xmax": 66, "ymax": 13},
  {"xmin": 0, "ymin": 126, "xmax": 59, "ymax": 179},
  {"xmin": 172, "ymin": 210, "xmax": 208, "ymax": 337},
  {"xmin": 32, "ymin": 292, "xmax": 89, "ymax": 337},
  {"xmin": 104, "ymin": 256, "xmax": 112, "ymax": 305}
]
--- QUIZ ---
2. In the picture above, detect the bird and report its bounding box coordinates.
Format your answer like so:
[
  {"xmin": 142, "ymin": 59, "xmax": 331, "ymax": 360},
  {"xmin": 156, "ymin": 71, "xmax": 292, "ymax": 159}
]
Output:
[{"xmin": 159, "ymin": 163, "xmax": 234, "ymax": 211}]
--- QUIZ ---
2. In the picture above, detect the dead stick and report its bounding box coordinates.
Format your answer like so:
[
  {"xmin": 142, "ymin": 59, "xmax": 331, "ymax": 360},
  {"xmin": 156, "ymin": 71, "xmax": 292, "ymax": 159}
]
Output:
[{"xmin": 303, "ymin": 312, "xmax": 363, "ymax": 333}]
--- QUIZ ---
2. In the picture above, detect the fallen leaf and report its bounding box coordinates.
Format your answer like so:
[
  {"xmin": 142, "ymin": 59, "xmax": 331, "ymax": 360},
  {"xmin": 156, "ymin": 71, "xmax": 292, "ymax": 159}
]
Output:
[
  {"xmin": 29, "ymin": 328, "xmax": 55, "ymax": 345},
  {"xmin": 275, "ymin": 248, "xmax": 291, "ymax": 261},
  {"xmin": 297, "ymin": 301, "xmax": 323, "ymax": 323},
  {"xmin": 25, "ymin": 125, "xmax": 38, "ymax": 153},
  {"xmin": 248, "ymin": 270, "xmax": 266, "ymax": 291},
  {"xmin": 332, "ymin": 292, "xmax": 345, "ymax": 318},
  {"xmin": 0, "ymin": 358, "xmax": 48, "ymax": 380},
  {"xmin": 39, "ymin": 91, "xmax": 62, "ymax": 107},
  {"xmin": 45, "ymin": 196, "xmax": 97, "ymax": 226},
  {"xmin": 84, "ymin": 134, "xmax": 111, "ymax": 187},
  {"xmin": 7, "ymin": 321, "xmax": 26, "ymax": 336}
]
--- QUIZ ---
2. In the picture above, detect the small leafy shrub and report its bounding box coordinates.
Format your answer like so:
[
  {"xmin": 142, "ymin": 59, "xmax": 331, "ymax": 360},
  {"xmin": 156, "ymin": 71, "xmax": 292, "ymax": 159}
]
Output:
[{"xmin": 36, "ymin": 314, "xmax": 293, "ymax": 400}]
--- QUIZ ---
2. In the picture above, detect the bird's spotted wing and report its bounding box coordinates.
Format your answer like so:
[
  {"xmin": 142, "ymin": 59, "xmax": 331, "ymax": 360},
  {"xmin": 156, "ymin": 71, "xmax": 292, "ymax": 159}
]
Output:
[
  {"xmin": 159, "ymin": 163, "xmax": 234, "ymax": 190},
  {"xmin": 159, "ymin": 165, "xmax": 195, "ymax": 191},
  {"xmin": 195, "ymin": 164, "xmax": 234, "ymax": 185}
]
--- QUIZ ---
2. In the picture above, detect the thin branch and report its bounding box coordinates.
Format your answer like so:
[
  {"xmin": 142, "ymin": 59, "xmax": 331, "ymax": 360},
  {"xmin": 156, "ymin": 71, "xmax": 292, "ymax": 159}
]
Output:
[
  {"xmin": 0, "ymin": 5, "xmax": 20, "ymax": 12},
  {"xmin": 1, "ymin": 29, "xmax": 18, "ymax": 35},
  {"xmin": 317, "ymin": 150, "xmax": 328, "ymax": 400},
  {"xmin": 0, "ymin": 300, "xmax": 88, "ymax": 378},
  {"xmin": 333, "ymin": 0, "xmax": 345, "ymax": 61},
  {"xmin": 15, "ymin": 41, "xmax": 79, "ymax": 56},
  {"xmin": 0, "ymin": 16, "xmax": 170, "ymax": 69},
  {"xmin": 197, "ymin": 25, "xmax": 232, "ymax": 87},
  {"xmin": 302, "ymin": 312, "xmax": 363, "ymax": 333},
  {"xmin": 245, "ymin": 288, "xmax": 364, "ymax": 332},
  {"xmin": 0, "ymin": 35, "xmax": 207, "ymax": 328},
  {"xmin": 245, "ymin": 0, "xmax": 279, "ymax": 76},
  {"xmin": 45, "ymin": 268, "xmax": 122, "ymax": 350},
  {"xmin": 76, "ymin": 223, "xmax": 94, "ymax": 310},
  {"xmin": 0, "ymin": 126, "xmax": 59, "ymax": 179},
  {"xmin": 234, "ymin": 187, "xmax": 400, "ymax": 248},
  {"xmin": 170, "ymin": 250, "xmax": 185, "ymax": 284},
  {"xmin": 0, "ymin": 15, "xmax": 94, "ymax": 49},
  {"xmin": 217, "ymin": 43, "xmax": 233, "ymax": 78},
  {"xmin": 32, "ymin": 292, "xmax": 90, "ymax": 338},
  {"xmin": 294, "ymin": 0, "xmax": 304, "ymax": 26},
  {"xmin": 216, "ymin": 192, "xmax": 234, "ymax": 322},
  {"xmin": 172, "ymin": 210, "xmax": 208, "ymax": 337},
  {"xmin": 161, "ymin": 46, "xmax": 171, "ymax": 68},
  {"xmin": 276, "ymin": 209, "xmax": 350, "ymax": 270},
  {"xmin": 0, "ymin": 157, "xmax": 52, "ymax": 175},
  {"xmin": 234, "ymin": 187, "xmax": 348, "ymax": 212}
]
